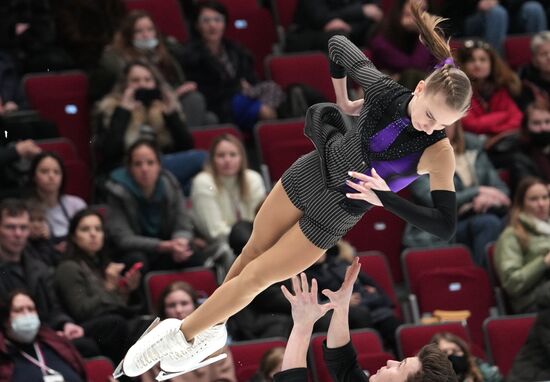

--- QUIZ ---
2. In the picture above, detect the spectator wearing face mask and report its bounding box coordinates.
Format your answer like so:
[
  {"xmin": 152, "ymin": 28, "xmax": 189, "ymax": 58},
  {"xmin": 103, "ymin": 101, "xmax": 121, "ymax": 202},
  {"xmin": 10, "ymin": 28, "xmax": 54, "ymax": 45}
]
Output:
[
  {"xmin": 431, "ymin": 332, "xmax": 502, "ymax": 382},
  {"xmin": 0, "ymin": 290, "xmax": 86, "ymax": 382},
  {"xmin": 509, "ymin": 99, "xmax": 550, "ymax": 192},
  {"xmin": 95, "ymin": 10, "xmax": 216, "ymax": 127}
]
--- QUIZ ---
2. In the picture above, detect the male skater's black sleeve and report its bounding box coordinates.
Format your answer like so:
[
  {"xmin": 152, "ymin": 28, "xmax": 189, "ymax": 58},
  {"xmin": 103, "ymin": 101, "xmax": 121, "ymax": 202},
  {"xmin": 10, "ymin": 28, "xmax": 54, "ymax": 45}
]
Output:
[
  {"xmin": 273, "ymin": 368, "xmax": 308, "ymax": 382},
  {"xmin": 373, "ymin": 190, "xmax": 457, "ymax": 241},
  {"xmin": 323, "ymin": 341, "xmax": 369, "ymax": 382}
]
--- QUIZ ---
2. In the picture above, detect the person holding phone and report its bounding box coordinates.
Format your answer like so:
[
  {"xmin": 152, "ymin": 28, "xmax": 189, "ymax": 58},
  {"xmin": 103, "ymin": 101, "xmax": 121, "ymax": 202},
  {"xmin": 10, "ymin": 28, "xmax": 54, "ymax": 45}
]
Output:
[
  {"xmin": 94, "ymin": 61, "xmax": 206, "ymax": 195},
  {"xmin": 54, "ymin": 208, "xmax": 143, "ymax": 364}
]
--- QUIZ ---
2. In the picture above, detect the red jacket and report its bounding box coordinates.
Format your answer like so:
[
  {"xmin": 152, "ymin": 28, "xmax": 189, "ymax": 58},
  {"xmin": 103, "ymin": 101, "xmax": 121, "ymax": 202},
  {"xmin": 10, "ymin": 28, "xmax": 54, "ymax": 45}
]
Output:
[
  {"xmin": 461, "ymin": 88, "xmax": 523, "ymax": 135},
  {"xmin": 0, "ymin": 326, "xmax": 87, "ymax": 381}
]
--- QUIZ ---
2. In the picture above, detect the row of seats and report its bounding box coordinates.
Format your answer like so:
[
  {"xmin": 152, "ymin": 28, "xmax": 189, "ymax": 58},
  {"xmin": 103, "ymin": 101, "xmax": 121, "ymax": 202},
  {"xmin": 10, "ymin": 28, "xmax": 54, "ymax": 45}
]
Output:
[{"xmin": 83, "ymin": 315, "xmax": 535, "ymax": 382}]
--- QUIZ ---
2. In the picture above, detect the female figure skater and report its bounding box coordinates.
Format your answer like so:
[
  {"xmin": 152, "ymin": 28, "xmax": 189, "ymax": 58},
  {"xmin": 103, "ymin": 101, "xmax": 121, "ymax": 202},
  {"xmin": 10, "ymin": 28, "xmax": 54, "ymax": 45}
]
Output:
[{"xmin": 118, "ymin": 4, "xmax": 473, "ymax": 380}]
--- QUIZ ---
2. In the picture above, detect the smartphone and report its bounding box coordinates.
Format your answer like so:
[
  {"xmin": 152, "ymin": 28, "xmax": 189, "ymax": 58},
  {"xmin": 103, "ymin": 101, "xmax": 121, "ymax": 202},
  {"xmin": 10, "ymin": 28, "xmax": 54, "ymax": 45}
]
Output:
[
  {"xmin": 134, "ymin": 88, "xmax": 162, "ymax": 107},
  {"xmin": 118, "ymin": 262, "xmax": 144, "ymax": 288}
]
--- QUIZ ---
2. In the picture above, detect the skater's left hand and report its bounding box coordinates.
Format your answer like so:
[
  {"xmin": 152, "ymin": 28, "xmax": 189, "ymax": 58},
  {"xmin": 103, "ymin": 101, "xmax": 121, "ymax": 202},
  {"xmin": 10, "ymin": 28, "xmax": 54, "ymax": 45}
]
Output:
[
  {"xmin": 281, "ymin": 273, "xmax": 334, "ymax": 329},
  {"xmin": 345, "ymin": 168, "xmax": 390, "ymax": 206}
]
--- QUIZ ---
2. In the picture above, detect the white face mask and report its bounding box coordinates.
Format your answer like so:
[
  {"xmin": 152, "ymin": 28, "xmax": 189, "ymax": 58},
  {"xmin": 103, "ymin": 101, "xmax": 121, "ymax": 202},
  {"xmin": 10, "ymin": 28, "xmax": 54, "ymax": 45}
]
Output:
[
  {"xmin": 10, "ymin": 314, "xmax": 41, "ymax": 343},
  {"xmin": 133, "ymin": 37, "xmax": 159, "ymax": 50}
]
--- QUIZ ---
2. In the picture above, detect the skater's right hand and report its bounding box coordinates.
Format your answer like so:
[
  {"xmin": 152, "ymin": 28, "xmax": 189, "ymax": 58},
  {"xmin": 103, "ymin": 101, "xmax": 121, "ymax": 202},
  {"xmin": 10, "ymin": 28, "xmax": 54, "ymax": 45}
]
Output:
[{"xmin": 321, "ymin": 258, "xmax": 361, "ymax": 310}]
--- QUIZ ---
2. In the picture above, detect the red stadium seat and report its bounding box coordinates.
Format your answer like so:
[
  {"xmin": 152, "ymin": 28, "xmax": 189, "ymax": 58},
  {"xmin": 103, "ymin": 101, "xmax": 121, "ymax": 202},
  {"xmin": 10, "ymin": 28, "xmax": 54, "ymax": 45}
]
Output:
[
  {"xmin": 357, "ymin": 251, "xmax": 402, "ymax": 320},
  {"xmin": 85, "ymin": 356, "xmax": 114, "ymax": 382},
  {"xmin": 504, "ymin": 35, "xmax": 532, "ymax": 70},
  {"xmin": 266, "ymin": 52, "xmax": 335, "ymax": 102},
  {"xmin": 64, "ymin": 160, "xmax": 92, "ymax": 202},
  {"xmin": 145, "ymin": 267, "xmax": 218, "ymax": 313},
  {"xmin": 224, "ymin": 7, "xmax": 278, "ymax": 78},
  {"xmin": 190, "ymin": 124, "xmax": 244, "ymax": 151},
  {"xmin": 344, "ymin": 207, "xmax": 407, "ymax": 282},
  {"xmin": 396, "ymin": 321, "xmax": 481, "ymax": 359},
  {"xmin": 229, "ymin": 337, "xmax": 287, "ymax": 382},
  {"xmin": 402, "ymin": 245, "xmax": 475, "ymax": 295},
  {"xmin": 36, "ymin": 138, "xmax": 78, "ymax": 161},
  {"xmin": 123, "ymin": 0, "xmax": 188, "ymax": 42},
  {"xmin": 483, "ymin": 314, "xmax": 536, "ymax": 376},
  {"xmin": 24, "ymin": 71, "xmax": 91, "ymax": 166},
  {"xmin": 255, "ymin": 118, "xmax": 312, "ymax": 186},
  {"xmin": 273, "ymin": 0, "xmax": 299, "ymax": 30},
  {"xmin": 310, "ymin": 329, "xmax": 393, "ymax": 382},
  {"xmin": 415, "ymin": 266, "xmax": 494, "ymax": 347}
]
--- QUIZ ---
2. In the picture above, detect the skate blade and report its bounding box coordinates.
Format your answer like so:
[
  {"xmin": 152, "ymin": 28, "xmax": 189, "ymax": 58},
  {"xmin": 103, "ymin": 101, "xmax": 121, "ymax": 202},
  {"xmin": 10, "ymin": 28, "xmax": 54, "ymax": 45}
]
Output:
[
  {"xmin": 155, "ymin": 353, "xmax": 227, "ymax": 381},
  {"xmin": 112, "ymin": 317, "xmax": 161, "ymax": 378}
]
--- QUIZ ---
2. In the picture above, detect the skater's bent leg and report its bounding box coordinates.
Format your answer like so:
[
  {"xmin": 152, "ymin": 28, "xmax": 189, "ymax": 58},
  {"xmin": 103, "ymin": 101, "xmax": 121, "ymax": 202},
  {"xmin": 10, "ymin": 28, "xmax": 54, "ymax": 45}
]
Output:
[
  {"xmin": 181, "ymin": 223, "xmax": 325, "ymax": 339},
  {"xmin": 224, "ymin": 180, "xmax": 302, "ymax": 282}
]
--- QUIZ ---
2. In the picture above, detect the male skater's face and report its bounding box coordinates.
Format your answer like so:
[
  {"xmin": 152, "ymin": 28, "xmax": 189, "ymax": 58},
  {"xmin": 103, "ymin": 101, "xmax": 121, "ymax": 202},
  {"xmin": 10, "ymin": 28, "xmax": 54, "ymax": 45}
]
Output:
[{"xmin": 370, "ymin": 357, "xmax": 421, "ymax": 382}]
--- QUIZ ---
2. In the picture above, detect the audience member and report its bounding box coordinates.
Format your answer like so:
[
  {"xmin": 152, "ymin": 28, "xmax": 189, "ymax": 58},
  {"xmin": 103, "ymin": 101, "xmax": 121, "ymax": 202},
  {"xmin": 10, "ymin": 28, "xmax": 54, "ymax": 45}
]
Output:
[
  {"xmin": 54, "ymin": 208, "xmax": 142, "ymax": 363},
  {"xmin": 403, "ymin": 121, "xmax": 509, "ymax": 268},
  {"xmin": 503, "ymin": 0, "xmax": 548, "ymax": 34},
  {"xmin": 51, "ymin": 0, "xmax": 126, "ymax": 70},
  {"xmin": 286, "ymin": 0, "xmax": 383, "ymax": 52},
  {"xmin": 179, "ymin": 1, "xmax": 283, "ymax": 131},
  {"xmin": 0, "ymin": 199, "xmax": 90, "ymax": 352},
  {"xmin": 442, "ymin": 1, "xmax": 509, "ymax": 54},
  {"xmin": 369, "ymin": 0, "xmax": 433, "ymax": 76},
  {"xmin": 25, "ymin": 199, "xmax": 62, "ymax": 267},
  {"xmin": 0, "ymin": 52, "xmax": 25, "ymax": 113},
  {"xmin": 141, "ymin": 281, "xmax": 237, "ymax": 382},
  {"xmin": 274, "ymin": 261, "xmax": 458, "ymax": 382},
  {"xmin": 509, "ymin": 99, "xmax": 550, "ymax": 192},
  {"xmin": 507, "ymin": 307, "xmax": 550, "ymax": 382},
  {"xmin": 94, "ymin": 61, "xmax": 205, "ymax": 192},
  {"xmin": 457, "ymin": 39, "xmax": 523, "ymax": 167},
  {"xmin": 0, "ymin": 0, "xmax": 74, "ymax": 73},
  {"xmin": 97, "ymin": 10, "xmax": 216, "ymax": 126},
  {"xmin": 520, "ymin": 31, "xmax": 550, "ymax": 108},
  {"xmin": 0, "ymin": 139, "xmax": 41, "ymax": 201},
  {"xmin": 432, "ymin": 332, "xmax": 502, "ymax": 382},
  {"xmin": 304, "ymin": 243, "xmax": 400, "ymax": 351},
  {"xmin": 0, "ymin": 290, "xmax": 86, "ymax": 382},
  {"xmin": 191, "ymin": 134, "xmax": 265, "ymax": 246},
  {"xmin": 105, "ymin": 139, "xmax": 208, "ymax": 273},
  {"xmin": 495, "ymin": 177, "xmax": 550, "ymax": 313},
  {"xmin": 248, "ymin": 347, "xmax": 284, "ymax": 382},
  {"xmin": 27, "ymin": 152, "xmax": 87, "ymax": 247}
]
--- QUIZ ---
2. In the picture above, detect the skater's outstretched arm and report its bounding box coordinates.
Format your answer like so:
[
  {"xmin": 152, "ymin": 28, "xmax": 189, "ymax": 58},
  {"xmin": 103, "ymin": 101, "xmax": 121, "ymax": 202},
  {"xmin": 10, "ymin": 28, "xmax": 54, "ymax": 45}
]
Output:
[
  {"xmin": 346, "ymin": 140, "xmax": 458, "ymax": 241},
  {"xmin": 321, "ymin": 258, "xmax": 368, "ymax": 382},
  {"xmin": 274, "ymin": 274, "xmax": 333, "ymax": 381}
]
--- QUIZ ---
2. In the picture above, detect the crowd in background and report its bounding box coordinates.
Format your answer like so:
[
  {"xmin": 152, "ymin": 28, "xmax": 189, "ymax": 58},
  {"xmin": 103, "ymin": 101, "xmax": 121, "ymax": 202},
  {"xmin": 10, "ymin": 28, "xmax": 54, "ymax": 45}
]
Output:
[{"xmin": 1, "ymin": 0, "xmax": 550, "ymax": 381}]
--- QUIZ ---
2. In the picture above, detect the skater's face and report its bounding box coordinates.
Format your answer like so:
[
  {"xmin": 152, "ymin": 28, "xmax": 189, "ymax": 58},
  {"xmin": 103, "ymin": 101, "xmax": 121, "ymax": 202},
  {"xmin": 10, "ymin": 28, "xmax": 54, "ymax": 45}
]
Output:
[
  {"xmin": 73, "ymin": 214, "xmax": 104, "ymax": 255},
  {"xmin": 523, "ymin": 183, "xmax": 550, "ymax": 221},
  {"xmin": 197, "ymin": 8, "xmax": 225, "ymax": 45},
  {"xmin": 129, "ymin": 144, "xmax": 161, "ymax": 193},
  {"xmin": 370, "ymin": 357, "xmax": 421, "ymax": 382},
  {"xmin": 164, "ymin": 290, "xmax": 196, "ymax": 320},
  {"xmin": 213, "ymin": 140, "xmax": 242, "ymax": 177},
  {"xmin": 463, "ymin": 48, "xmax": 491, "ymax": 81},
  {"xmin": 410, "ymin": 82, "xmax": 464, "ymax": 135},
  {"xmin": 533, "ymin": 41, "xmax": 550, "ymax": 74},
  {"xmin": 34, "ymin": 156, "xmax": 63, "ymax": 195}
]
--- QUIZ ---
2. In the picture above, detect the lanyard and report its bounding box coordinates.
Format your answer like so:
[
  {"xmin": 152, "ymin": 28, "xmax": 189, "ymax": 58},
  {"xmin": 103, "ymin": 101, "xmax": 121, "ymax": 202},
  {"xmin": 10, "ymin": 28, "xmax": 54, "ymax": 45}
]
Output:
[{"xmin": 19, "ymin": 343, "xmax": 58, "ymax": 376}]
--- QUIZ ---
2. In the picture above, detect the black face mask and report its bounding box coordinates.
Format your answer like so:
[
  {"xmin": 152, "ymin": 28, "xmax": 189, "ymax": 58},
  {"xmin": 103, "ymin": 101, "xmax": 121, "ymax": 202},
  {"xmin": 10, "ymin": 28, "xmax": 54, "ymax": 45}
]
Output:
[
  {"xmin": 448, "ymin": 354, "xmax": 469, "ymax": 376},
  {"xmin": 529, "ymin": 131, "xmax": 550, "ymax": 148}
]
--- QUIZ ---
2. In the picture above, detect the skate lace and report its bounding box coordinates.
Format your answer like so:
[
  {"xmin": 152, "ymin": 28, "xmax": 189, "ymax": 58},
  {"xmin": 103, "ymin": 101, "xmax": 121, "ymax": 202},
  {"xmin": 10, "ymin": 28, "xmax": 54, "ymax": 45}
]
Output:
[{"xmin": 137, "ymin": 327, "xmax": 182, "ymax": 367}]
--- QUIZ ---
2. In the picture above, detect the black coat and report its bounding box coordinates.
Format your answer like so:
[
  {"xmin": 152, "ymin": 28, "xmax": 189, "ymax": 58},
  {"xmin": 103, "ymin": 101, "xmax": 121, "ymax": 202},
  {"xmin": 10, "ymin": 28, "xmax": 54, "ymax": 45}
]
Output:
[
  {"xmin": 179, "ymin": 38, "xmax": 256, "ymax": 123},
  {"xmin": 0, "ymin": 249, "xmax": 72, "ymax": 329}
]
